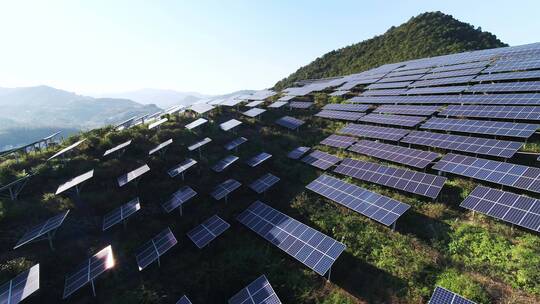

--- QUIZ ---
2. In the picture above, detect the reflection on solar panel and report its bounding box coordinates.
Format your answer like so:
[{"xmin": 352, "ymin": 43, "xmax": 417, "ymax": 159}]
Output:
[
  {"xmin": 377, "ymin": 74, "xmax": 423, "ymax": 82},
  {"xmin": 0, "ymin": 264, "xmax": 39, "ymax": 304},
  {"xmin": 361, "ymin": 88, "xmax": 408, "ymax": 96},
  {"xmin": 484, "ymin": 59, "xmax": 540, "ymax": 73},
  {"xmin": 102, "ymin": 198, "xmax": 141, "ymax": 231},
  {"xmin": 275, "ymin": 116, "xmax": 305, "ymax": 130},
  {"xmin": 249, "ymin": 173, "xmax": 280, "ymax": 194},
  {"xmin": 149, "ymin": 139, "xmax": 173, "ymax": 155},
  {"xmin": 103, "ymin": 140, "xmax": 132, "ymax": 157},
  {"xmin": 366, "ymin": 81, "xmax": 412, "ymax": 89},
  {"xmin": 461, "ymin": 185, "xmax": 540, "ymax": 232},
  {"xmin": 246, "ymin": 100, "xmax": 265, "ymax": 107},
  {"xmin": 225, "ymin": 137, "xmax": 248, "ymax": 151},
  {"xmin": 162, "ymin": 186, "xmax": 197, "ymax": 213},
  {"xmin": 220, "ymin": 119, "xmax": 243, "ymax": 131},
  {"xmin": 338, "ymin": 124, "xmax": 409, "ymax": 141},
  {"xmin": 118, "ymin": 164, "xmax": 150, "ymax": 187},
  {"xmin": 359, "ymin": 113, "xmax": 426, "ymax": 127},
  {"xmin": 467, "ymin": 81, "xmax": 540, "ymax": 93},
  {"xmin": 421, "ymin": 117, "xmax": 539, "ymax": 138},
  {"xmin": 302, "ymin": 150, "xmax": 342, "ymax": 170},
  {"xmin": 322, "ymin": 103, "xmax": 370, "ymax": 112},
  {"xmin": 334, "ymin": 158, "xmax": 446, "ymax": 198},
  {"xmin": 329, "ymin": 90, "xmax": 350, "ymax": 96},
  {"xmin": 188, "ymin": 137, "xmax": 212, "ymax": 151},
  {"xmin": 63, "ymin": 245, "xmax": 115, "ymax": 299},
  {"xmin": 187, "ymin": 215, "xmax": 230, "ymax": 249},
  {"xmin": 246, "ymin": 152, "xmax": 272, "ymax": 167},
  {"xmin": 268, "ymin": 101, "xmax": 288, "ymax": 108},
  {"xmin": 211, "ymin": 179, "xmax": 242, "ymax": 200},
  {"xmin": 410, "ymin": 75, "xmax": 475, "ymax": 88},
  {"xmin": 421, "ymin": 67, "xmax": 484, "ymax": 80},
  {"xmin": 306, "ymin": 174, "xmax": 410, "ymax": 226},
  {"xmin": 433, "ymin": 153, "xmax": 540, "ymax": 194},
  {"xmin": 148, "ymin": 117, "xmax": 168, "ymax": 129},
  {"xmin": 320, "ymin": 134, "xmax": 356, "ymax": 148},
  {"xmin": 278, "ymin": 95, "xmax": 295, "ymax": 101},
  {"xmin": 428, "ymin": 286, "xmax": 476, "ymax": 304},
  {"xmin": 55, "ymin": 170, "xmax": 94, "ymax": 195},
  {"xmin": 136, "ymin": 228, "xmax": 177, "ymax": 271},
  {"xmin": 237, "ymin": 201, "xmax": 346, "ymax": 276},
  {"xmin": 185, "ymin": 118, "xmax": 208, "ymax": 130},
  {"xmin": 430, "ymin": 60, "xmax": 489, "ymax": 73},
  {"xmin": 315, "ymin": 110, "xmax": 365, "ymax": 121},
  {"xmin": 387, "ymin": 67, "xmax": 430, "ymax": 77},
  {"xmin": 402, "ymin": 131, "xmax": 523, "ymax": 158},
  {"xmin": 168, "ymin": 158, "xmax": 197, "ymax": 178},
  {"xmin": 349, "ymin": 140, "xmax": 439, "ymax": 169},
  {"xmin": 406, "ymin": 85, "xmax": 468, "ymax": 95},
  {"xmin": 374, "ymin": 105, "xmax": 440, "ymax": 116},
  {"xmin": 176, "ymin": 295, "xmax": 192, "ymax": 304},
  {"xmin": 474, "ymin": 70, "xmax": 540, "ymax": 82},
  {"xmin": 14, "ymin": 210, "xmax": 69, "ymax": 249},
  {"xmin": 287, "ymin": 146, "xmax": 310, "ymax": 159},
  {"xmin": 48, "ymin": 139, "xmax": 86, "ymax": 160},
  {"xmin": 289, "ymin": 101, "xmax": 313, "ymax": 109},
  {"xmin": 439, "ymin": 105, "xmax": 540, "ymax": 121},
  {"xmin": 228, "ymin": 275, "xmax": 282, "ymax": 304},
  {"xmin": 348, "ymin": 94, "xmax": 540, "ymax": 105},
  {"xmin": 212, "ymin": 155, "xmax": 239, "ymax": 172},
  {"xmin": 243, "ymin": 108, "xmax": 267, "ymax": 118}
]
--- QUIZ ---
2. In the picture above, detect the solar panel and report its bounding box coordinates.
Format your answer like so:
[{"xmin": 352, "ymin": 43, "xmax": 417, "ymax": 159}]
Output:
[
  {"xmin": 361, "ymin": 88, "xmax": 408, "ymax": 96},
  {"xmin": 102, "ymin": 198, "xmax": 141, "ymax": 231},
  {"xmin": 176, "ymin": 295, "xmax": 192, "ymax": 304},
  {"xmin": 338, "ymin": 123, "xmax": 409, "ymax": 141},
  {"xmin": 275, "ymin": 116, "xmax": 305, "ymax": 130},
  {"xmin": 185, "ymin": 118, "xmax": 208, "ymax": 130},
  {"xmin": 13, "ymin": 210, "xmax": 69, "ymax": 250},
  {"xmin": 439, "ymin": 105, "xmax": 540, "ymax": 121},
  {"xmin": 289, "ymin": 101, "xmax": 313, "ymax": 109},
  {"xmin": 63, "ymin": 245, "xmax": 115, "ymax": 299},
  {"xmin": 118, "ymin": 164, "xmax": 150, "ymax": 187},
  {"xmin": 212, "ymin": 155, "xmax": 239, "ymax": 172},
  {"xmin": 189, "ymin": 103, "xmax": 214, "ymax": 114},
  {"xmin": 306, "ymin": 174, "xmax": 410, "ymax": 226},
  {"xmin": 301, "ymin": 150, "xmax": 342, "ymax": 170},
  {"xmin": 329, "ymin": 90, "xmax": 350, "ymax": 97},
  {"xmin": 467, "ymin": 81, "xmax": 540, "ymax": 93},
  {"xmin": 377, "ymin": 74, "xmax": 423, "ymax": 82},
  {"xmin": 211, "ymin": 179, "xmax": 242, "ymax": 201},
  {"xmin": 322, "ymin": 104, "xmax": 369, "ymax": 112},
  {"xmin": 237, "ymin": 200, "xmax": 346, "ymax": 276},
  {"xmin": 55, "ymin": 170, "xmax": 94, "ymax": 195},
  {"xmin": 249, "ymin": 173, "xmax": 280, "ymax": 194},
  {"xmin": 278, "ymin": 95, "xmax": 295, "ymax": 101},
  {"xmin": 320, "ymin": 134, "xmax": 356, "ymax": 149},
  {"xmin": 387, "ymin": 67, "xmax": 431, "ymax": 77},
  {"xmin": 148, "ymin": 138, "xmax": 173, "ymax": 155},
  {"xmin": 373, "ymin": 105, "xmax": 440, "ymax": 116},
  {"xmin": 246, "ymin": 100, "xmax": 265, "ymax": 107},
  {"xmin": 410, "ymin": 75, "xmax": 475, "ymax": 88},
  {"xmin": 334, "ymin": 158, "xmax": 446, "ymax": 199},
  {"xmin": 347, "ymin": 94, "xmax": 540, "ymax": 105},
  {"xmin": 428, "ymin": 286, "xmax": 476, "ymax": 304},
  {"xmin": 162, "ymin": 186, "xmax": 197, "ymax": 213},
  {"xmin": 225, "ymin": 137, "xmax": 248, "ymax": 151},
  {"xmin": 136, "ymin": 228, "xmax": 177, "ymax": 271},
  {"xmin": 188, "ymin": 137, "xmax": 212, "ymax": 151},
  {"xmin": 103, "ymin": 140, "xmax": 132, "ymax": 157},
  {"xmin": 220, "ymin": 119, "xmax": 243, "ymax": 131},
  {"xmin": 0, "ymin": 264, "xmax": 39, "ymax": 304},
  {"xmin": 287, "ymin": 146, "xmax": 310, "ymax": 159},
  {"xmin": 421, "ymin": 117, "xmax": 539, "ymax": 138},
  {"xmin": 366, "ymin": 81, "xmax": 412, "ymax": 89},
  {"xmin": 430, "ymin": 60, "xmax": 489, "ymax": 73},
  {"xmin": 246, "ymin": 152, "xmax": 272, "ymax": 167},
  {"xmin": 187, "ymin": 215, "xmax": 230, "ymax": 249},
  {"xmin": 402, "ymin": 131, "xmax": 523, "ymax": 158},
  {"xmin": 406, "ymin": 85, "xmax": 468, "ymax": 95},
  {"xmin": 483, "ymin": 59, "xmax": 540, "ymax": 73},
  {"xmin": 474, "ymin": 70, "xmax": 540, "ymax": 82},
  {"xmin": 349, "ymin": 140, "xmax": 439, "ymax": 169},
  {"xmin": 243, "ymin": 108, "xmax": 267, "ymax": 118},
  {"xmin": 433, "ymin": 153, "xmax": 540, "ymax": 194},
  {"xmin": 421, "ymin": 67, "xmax": 484, "ymax": 80},
  {"xmin": 358, "ymin": 113, "xmax": 426, "ymax": 127},
  {"xmin": 168, "ymin": 158, "xmax": 198, "ymax": 178},
  {"xmin": 148, "ymin": 117, "xmax": 168, "ymax": 129},
  {"xmin": 48, "ymin": 139, "xmax": 86, "ymax": 160},
  {"xmin": 228, "ymin": 275, "xmax": 282, "ymax": 304},
  {"xmin": 315, "ymin": 110, "xmax": 365, "ymax": 121},
  {"xmin": 268, "ymin": 101, "xmax": 288, "ymax": 108}
]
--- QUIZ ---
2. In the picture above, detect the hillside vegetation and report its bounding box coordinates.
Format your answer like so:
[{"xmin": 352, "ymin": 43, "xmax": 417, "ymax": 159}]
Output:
[{"xmin": 274, "ymin": 12, "xmax": 507, "ymax": 89}]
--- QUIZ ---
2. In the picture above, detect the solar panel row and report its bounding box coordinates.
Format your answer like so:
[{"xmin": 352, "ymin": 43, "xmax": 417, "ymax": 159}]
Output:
[
  {"xmin": 338, "ymin": 124, "xmax": 409, "ymax": 141},
  {"xmin": 421, "ymin": 117, "xmax": 539, "ymax": 138},
  {"xmin": 349, "ymin": 140, "xmax": 439, "ymax": 169},
  {"xmin": 315, "ymin": 110, "xmax": 365, "ymax": 121},
  {"xmin": 301, "ymin": 150, "xmax": 342, "ymax": 170},
  {"xmin": 359, "ymin": 113, "xmax": 426, "ymax": 127}
]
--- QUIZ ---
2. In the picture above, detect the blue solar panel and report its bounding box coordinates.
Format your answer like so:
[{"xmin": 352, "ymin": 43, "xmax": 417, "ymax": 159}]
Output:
[
  {"xmin": 349, "ymin": 140, "xmax": 439, "ymax": 169},
  {"xmin": 315, "ymin": 110, "xmax": 365, "ymax": 121},
  {"xmin": 187, "ymin": 215, "xmax": 230, "ymax": 249},
  {"xmin": 228, "ymin": 275, "xmax": 282, "ymax": 304},
  {"xmin": 301, "ymin": 150, "xmax": 342, "ymax": 170},
  {"xmin": 421, "ymin": 117, "xmax": 539, "ymax": 138},
  {"xmin": 176, "ymin": 295, "xmax": 192, "ymax": 304},
  {"xmin": 275, "ymin": 116, "xmax": 305, "ymax": 130},
  {"xmin": 338, "ymin": 124, "xmax": 409, "ymax": 141},
  {"xmin": 246, "ymin": 152, "xmax": 272, "ymax": 167},
  {"xmin": 249, "ymin": 173, "xmax": 280, "ymax": 194},
  {"xmin": 428, "ymin": 286, "xmax": 476, "ymax": 304},
  {"xmin": 287, "ymin": 146, "xmax": 310, "ymax": 159},
  {"xmin": 212, "ymin": 155, "xmax": 239, "ymax": 172}
]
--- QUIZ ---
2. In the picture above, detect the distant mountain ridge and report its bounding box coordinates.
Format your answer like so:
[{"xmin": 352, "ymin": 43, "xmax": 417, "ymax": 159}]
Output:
[
  {"xmin": 94, "ymin": 88, "xmax": 211, "ymax": 109},
  {"xmin": 274, "ymin": 11, "xmax": 507, "ymax": 89}
]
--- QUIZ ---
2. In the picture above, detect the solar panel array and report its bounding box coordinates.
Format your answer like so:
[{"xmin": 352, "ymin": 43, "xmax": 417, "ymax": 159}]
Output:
[
  {"xmin": 168, "ymin": 158, "xmax": 197, "ymax": 178},
  {"xmin": 118, "ymin": 164, "xmax": 150, "ymax": 187},
  {"xmin": 433, "ymin": 153, "xmax": 540, "ymax": 194},
  {"xmin": 373, "ymin": 105, "xmax": 440, "ymax": 116},
  {"xmin": 102, "ymin": 198, "xmax": 140, "ymax": 231},
  {"xmin": 237, "ymin": 201, "xmax": 346, "ymax": 276},
  {"xmin": 249, "ymin": 173, "xmax": 280, "ymax": 194},
  {"xmin": 474, "ymin": 70, "xmax": 540, "ymax": 82},
  {"xmin": 421, "ymin": 117, "xmax": 539, "ymax": 138},
  {"xmin": 348, "ymin": 94, "xmax": 540, "ymax": 105},
  {"xmin": 275, "ymin": 116, "xmax": 305, "ymax": 130},
  {"xmin": 246, "ymin": 152, "xmax": 272, "ymax": 167},
  {"xmin": 402, "ymin": 131, "xmax": 523, "ymax": 158},
  {"xmin": 439, "ymin": 105, "xmax": 540, "ymax": 121},
  {"xmin": 211, "ymin": 179, "xmax": 242, "ymax": 200},
  {"xmin": 228, "ymin": 275, "xmax": 282, "ymax": 304},
  {"xmin": 322, "ymin": 104, "xmax": 370, "ymax": 112},
  {"xmin": 187, "ymin": 215, "xmax": 230, "ymax": 249},
  {"xmin": 334, "ymin": 158, "xmax": 446, "ymax": 198},
  {"xmin": 287, "ymin": 146, "xmax": 310, "ymax": 159},
  {"xmin": 301, "ymin": 150, "xmax": 342, "ymax": 170},
  {"xmin": 136, "ymin": 228, "xmax": 177, "ymax": 271},
  {"xmin": 0, "ymin": 264, "xmax": 39, "ymax": 304},
  {"xmin": 349, "ymin": 140, "xmax": 439, "ymax": 169},
  {"xmin": 315, "ymin": 110, "xmax": 365, "ymax": 121},
  {"xmin": 212, "ymin": 155, "xmax": 239, "ymax": 172},
  {"xmin": 162, "ymin": 186, "xmax": 197, "ymax": 213},
  {"xmin": 428, "ymin": 286, "xmax": 476, "ymax": 304},
  {"xmin": 289, "ymin": 101, "xmax": 314, "ymax": 109},
  {"xmin": 225, "ymin": 137, "xmax": 248, "ymax": 151},
  {"xmin": 243, "ymin": 108, "xmax": 266, "ymax": 118},
  {"xmin": 338, "ymin": 123, "xmax": 409, "ymax": 141},
  {"xmin": 359, "ymin": 113, "xmax": 426, "ymax": 127},
  {"xmin": 306, "ymin": 174, "xmax": 410, "ymax": 226},
  {"xmin": 320, "ymin": 134, "xmax": 356, "ymax": 149},
  {"xmin": 366, "ymin": 81, "xmax": 412, "ymax": 89},
  {"xmin": 467, "ymin": 81, "xmax": 540, "ymax": 93}
]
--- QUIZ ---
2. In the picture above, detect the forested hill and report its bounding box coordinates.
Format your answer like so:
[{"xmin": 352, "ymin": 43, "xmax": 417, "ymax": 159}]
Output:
[{"xmin": 274, "ymin": 11, "xmax": 507, "ymax": 89}]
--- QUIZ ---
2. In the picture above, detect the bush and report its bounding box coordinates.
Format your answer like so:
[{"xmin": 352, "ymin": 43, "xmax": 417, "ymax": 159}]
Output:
[{"xmin": 436, "ymin": 268, "xmax": 490, "ymax": 303}]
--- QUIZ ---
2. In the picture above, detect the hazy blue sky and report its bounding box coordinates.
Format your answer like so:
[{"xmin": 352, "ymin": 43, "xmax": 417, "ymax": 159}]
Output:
[{"xmin": 0, "ymin": 0, "xmax": 538, "ymax": 95}]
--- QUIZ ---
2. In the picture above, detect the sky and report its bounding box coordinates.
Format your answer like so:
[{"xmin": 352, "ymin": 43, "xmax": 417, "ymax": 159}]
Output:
[{"xmin": 0, "ymin": 0, "xmax": 538, "ymax": 95}]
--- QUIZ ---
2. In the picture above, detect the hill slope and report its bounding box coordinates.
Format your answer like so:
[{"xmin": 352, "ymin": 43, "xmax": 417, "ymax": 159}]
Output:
[{"xmin": 274, "ymin": 11, "xmax": 507, "ymax": 89}]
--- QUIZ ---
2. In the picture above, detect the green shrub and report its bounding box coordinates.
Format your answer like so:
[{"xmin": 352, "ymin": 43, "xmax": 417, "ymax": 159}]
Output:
[{"xmin": 436, "ymin": 268, "xmax": 490, "ymax": 303}]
